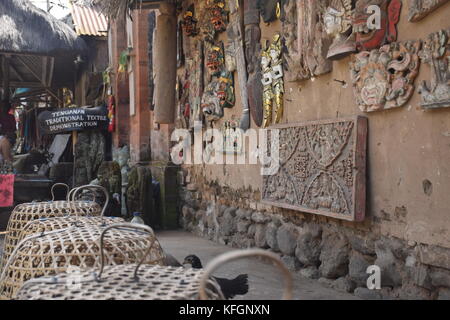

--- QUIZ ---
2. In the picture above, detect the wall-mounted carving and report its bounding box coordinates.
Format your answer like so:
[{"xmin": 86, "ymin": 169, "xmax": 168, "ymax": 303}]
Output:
[
  {"xmin": 418, "ymin": 29, "xmax": 450, "ymax": 109},
  {"xmin": 206, "ymin": 42, "xmax": 225, "ymax": 78},
  {"xmin": 244, "ymin": 0, "xmax": 264, "ymax": 127},
  {"xmin": 202, "ymin": 77, "xmax": 223, "ymax": 123},
  {"xmin": 262, "ymin": 117, "xmax": 367, "ymax": 222},
  {"xmin": 324, "ymin": 0, "xmax": 356, "ymax": 60},
  {"xmin": 201, "ymin": 0, "xmax": 229, "ymax": 42},
  {"xmin": 187, "ymin": 41, "xmax": 204, "ymax": 128},
  {"xmin": 217, "ymin": 71, "xmax": 235, "ymax": 109},
  {"xmin": 262, "ymin": 33, "xmax": 284, "ymax": 128},
  {"xmin": 227, "ymin": 0, "xmax": 251, "ymax": 131},
  {"xmin": 262, "ymin": 45, "xmax": 274, "ymax": 128},
  {"xmin": 281, "ymin": 0, "xmax": 332, "ymax": 82},
  {"xmin": 177, "ymin": 21, "xmax": 185, "ymax": 68},
  {"xmin": 201, "ymin": 71, "xmax": 235, "ymax": 124},
  {"xmin": 175, "ymin": 73, "xmax": 190, "ymax": 129},
  {"xmin": 408, "ymin": 0, "xmax": 449, "ymax": 22},
  {"xmin": 220, "ymin": 120, "xmax": 243, "ymax": 154},
  {"xmin": 270, "ymin": 34, "xmax": 284, "ymax": 124},
  {"xmin": 257, "ymin": 0, "xmax": 281, "ymax": 23},
  {"xmin": 350, "ymin": 40, "xmax": 421, "ymax": 112},
  {"xmin": 353, "ymin": 0, "xmax": 402, "ymax": 51},
  {"xmin": 182, "ymin": 4, "xmax": 199, "ymax": 37}
]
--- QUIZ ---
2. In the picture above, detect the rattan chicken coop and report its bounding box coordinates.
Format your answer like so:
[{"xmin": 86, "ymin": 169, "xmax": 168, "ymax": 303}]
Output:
[
  {"xmin": 15, "ymin": 228, "xmax": 293, "ymax": 300},
  {"xmin": 0, "ymin": 184, "xmax": 104, "ymax": 271},
  {"xmin": 0, "ymin": 223, "xmax": 166, "ymax": 299}
]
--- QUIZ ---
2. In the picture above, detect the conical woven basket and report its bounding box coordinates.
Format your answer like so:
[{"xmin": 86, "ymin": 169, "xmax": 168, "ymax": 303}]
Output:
[
  {"xmin": 0, "ymin": 184, "xmax": 103, "ymax": 271},
  {"xmin": 15, "ymin": 227, "xmax": 293, "ymax": 301},
  {"xmin": 0, "ymin": 223, "xmax": 165, "ymax": 300}
]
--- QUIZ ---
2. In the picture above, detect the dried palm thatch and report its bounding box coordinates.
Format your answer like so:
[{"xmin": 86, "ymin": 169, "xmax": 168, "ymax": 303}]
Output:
[
  {"xmin": 92, "ymin": 0, "xmax": 165, "ymax": 19},
  {"xmin": 16, "ymin": 247, "xmax": 293, "ymax": 301},
  {"xmin": 0, "ymin": 0, "xmax": 87, "ymax": 55},
  {"xmin": 0, "ymin": 184, "xmax": 105, "ymax": 272},
  {"xmin": 0, "ymin": 223, "xmax": 165, "ymax": 299}
]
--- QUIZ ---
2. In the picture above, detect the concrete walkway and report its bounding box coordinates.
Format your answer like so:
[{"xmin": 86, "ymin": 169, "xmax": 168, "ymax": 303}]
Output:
[
  {"xmin": 156, "ymin": 230, "xmax": 359, "ymax": 300},
  {"xmin": 0, "ymin": 231, "xmax": 359, "ymax": 300}
]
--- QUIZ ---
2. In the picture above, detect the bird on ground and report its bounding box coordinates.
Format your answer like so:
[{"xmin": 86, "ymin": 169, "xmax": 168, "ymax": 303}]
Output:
[{"xmin": 183, "ymin": 254, "xmax": 249, "ymax": 300}]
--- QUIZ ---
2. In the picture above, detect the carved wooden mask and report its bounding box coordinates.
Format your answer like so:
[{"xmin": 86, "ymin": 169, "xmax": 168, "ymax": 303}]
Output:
[
  {"xmin": 182, "ymin": 4, "xmax": 199, "ymax": 37},
  {"xmin": 350, "ymin": 40, "xmax": 421, "ymax": 112},
  {"xmin": 353, "ymin": 0, "xmax": 402, "ymax": 51}
]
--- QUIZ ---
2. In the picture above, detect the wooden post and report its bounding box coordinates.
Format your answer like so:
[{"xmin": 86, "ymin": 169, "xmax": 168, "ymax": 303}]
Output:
[
  {"xmin": 153, "ymin": 3, "xmax": 177, "ymax": 124},
  {"xmin": 2, "ymin": 55, "xmax": 10, "ymax": 102}
]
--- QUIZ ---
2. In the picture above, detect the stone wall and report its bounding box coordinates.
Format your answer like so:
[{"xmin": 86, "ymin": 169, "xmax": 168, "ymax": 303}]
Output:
[{"xmin": 179, "ymin": 171, "xmax": 450, "ymax": 300}]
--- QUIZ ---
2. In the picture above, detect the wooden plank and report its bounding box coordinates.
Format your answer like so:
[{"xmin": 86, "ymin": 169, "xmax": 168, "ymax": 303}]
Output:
[
  {"xmin": 261, "ymin": 116, "xmax": 368, "ymax": 222},
  {"xmin": 227, "ymin": 0, "xmax": 250, "ymax": 130}
]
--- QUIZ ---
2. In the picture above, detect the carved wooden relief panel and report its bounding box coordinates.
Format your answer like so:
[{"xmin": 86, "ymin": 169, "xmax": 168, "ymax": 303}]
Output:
[
  {"xmin": 408, "ymin": 0, "xmax": 449, "ymax": 22},
  {"xmin": 418, "ymin": 29, "xmax": 450, "ymax": 109},
  {"xmin": 353, "ymin": 0, "xmax": 402, "ymax": 51},
  {"xmin": 350, "ymin": 40, "xmax": 421, "ymax": 112},
  {"xmin": 281, "ymin": 0, "xmax": 333, "ymax": 82},
  {"xmin": 262, "ymin": 117, "xmax": 367, "ymax": 222}
]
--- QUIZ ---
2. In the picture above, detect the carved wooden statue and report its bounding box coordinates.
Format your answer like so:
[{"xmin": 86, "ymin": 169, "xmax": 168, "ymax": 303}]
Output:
[
  {"xmin": 244, "ymin": 0, "xmax": 264, "ymax": 127},
  {"xmin": 418, "ymin": 29, "xmax": 450, "ymax": 109},
  {"xmin": 270, "ymin": 34, "xmax": 284, "ymax": 124},
  {"xmin": 281, "ymin": 0, "xmax": 332, "ymax": 82},
  {"xmin": 324, "ymin": 0, "xmax": 356, "ymax": 60},
  {"xmin": 408, "ymin": 0, "xmax": 449, "ymax": 22},
  {"xmin": 353, "ymin": 0, "xmax": 402, "ymax": 51},
  {"xmin": 350, "ymin": 40, "xmax": 421, "ymax": 112},
  {"xmin": 261, "ymin": 45, "xmax": 274, "ymax": 128}
]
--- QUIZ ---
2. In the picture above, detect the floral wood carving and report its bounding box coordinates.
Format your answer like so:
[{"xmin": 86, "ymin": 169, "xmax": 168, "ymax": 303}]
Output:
[
  {"xmin": 418, "ymin": 29, "xmax": 450, "ymax": 109},
  {"xmin": 350, "ymin": 40, "xmax": 421, "ymax": 112},
  {"xmin": 353, "ymin": 0, "xmax": 402, "ymax": 51},
  {"xmin": 262, "ymin": 117, "xmax": 367, "ymax": 222},
  {"xmin": 281, "ymin": 0, "xmax": 333, "ymax": 82},
  {"xmin": 408, "ymin": 0, "xmax": 449, "ymax": 22}
]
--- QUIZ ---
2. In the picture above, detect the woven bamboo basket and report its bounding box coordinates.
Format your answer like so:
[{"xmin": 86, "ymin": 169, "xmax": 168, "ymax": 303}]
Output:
[
  {"xmin": 15, "ymin": 185, "xmax": 119, "ymax": 244},
  {"xmin": 15, "ymin": 226, "xmax": 293, "ymax": 300},
  {"xmin": 0, "ymin": 223, "xmax": 165, "ymax": 300},
  {"xmin": 0, "ymin": 184, "xmax": 103, "ymax": 271}
]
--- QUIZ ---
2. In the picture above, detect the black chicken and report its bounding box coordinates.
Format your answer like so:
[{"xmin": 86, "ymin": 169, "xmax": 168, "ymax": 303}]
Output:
[{"xmin": 183, "ymin": 254, "xmax": 249, "ymax": 300}]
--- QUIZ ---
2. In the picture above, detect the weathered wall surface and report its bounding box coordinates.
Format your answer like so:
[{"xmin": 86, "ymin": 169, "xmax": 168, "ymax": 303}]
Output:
[
  {"xmin": 182, "ymin": 3, "xmax": 450, "ymax": 248},
  {"xmin": 177, "ymin": 0, "xmax": 450, "ymax": 299}
]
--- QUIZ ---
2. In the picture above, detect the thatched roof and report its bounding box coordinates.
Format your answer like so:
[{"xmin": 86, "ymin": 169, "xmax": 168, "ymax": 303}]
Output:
[
  {"xmin": 0, "ymin": 0, "xmax": 87, "ymax": 55},
  {"xmin": 93, "ymin": 0, "xmax": 167, "ymax": 19}
]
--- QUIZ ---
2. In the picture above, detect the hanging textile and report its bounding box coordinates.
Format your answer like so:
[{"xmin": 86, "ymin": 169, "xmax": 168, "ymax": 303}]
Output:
[{"xmin": 0, "ymin": 174, "xmax": 14, "ymax": 207}]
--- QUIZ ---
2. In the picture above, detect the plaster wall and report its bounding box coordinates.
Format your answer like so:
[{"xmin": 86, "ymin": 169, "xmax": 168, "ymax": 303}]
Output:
[{"xmin": 182, "ymin": 1, "xmax": 450, "ymax": 249}]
